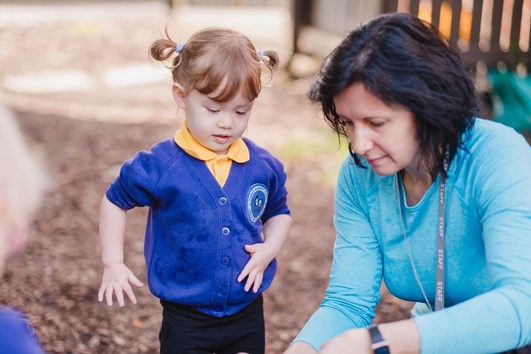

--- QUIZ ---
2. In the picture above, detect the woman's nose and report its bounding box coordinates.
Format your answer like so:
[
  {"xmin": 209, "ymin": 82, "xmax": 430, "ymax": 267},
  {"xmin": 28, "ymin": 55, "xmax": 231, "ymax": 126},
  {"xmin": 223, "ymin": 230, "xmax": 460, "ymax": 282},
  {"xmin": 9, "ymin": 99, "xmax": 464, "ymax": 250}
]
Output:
[{"xmin": 350, "ymin": 128, "xmax": 373, "ymax": 155}]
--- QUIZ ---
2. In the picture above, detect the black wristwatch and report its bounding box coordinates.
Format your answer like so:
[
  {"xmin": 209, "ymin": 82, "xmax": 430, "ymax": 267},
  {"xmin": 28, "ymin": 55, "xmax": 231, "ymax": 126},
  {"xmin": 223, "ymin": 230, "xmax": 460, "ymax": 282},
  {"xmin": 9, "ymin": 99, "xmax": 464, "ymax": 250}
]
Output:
[{"xmin": 367, "ymin": 324, "xmax": 390, "ymax": 354}]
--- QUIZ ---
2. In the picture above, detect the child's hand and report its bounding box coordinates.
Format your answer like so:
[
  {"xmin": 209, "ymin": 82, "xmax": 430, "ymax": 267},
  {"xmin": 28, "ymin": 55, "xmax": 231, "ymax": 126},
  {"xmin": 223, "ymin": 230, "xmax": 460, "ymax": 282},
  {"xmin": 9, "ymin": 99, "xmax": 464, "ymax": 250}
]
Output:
[
  {"xmin": 98, "ymin": 263, "xmax": 144, "ymax": 307},
  {"xmin": 237, "ymin": 243, "xmax": 275, "ymax": 293}
]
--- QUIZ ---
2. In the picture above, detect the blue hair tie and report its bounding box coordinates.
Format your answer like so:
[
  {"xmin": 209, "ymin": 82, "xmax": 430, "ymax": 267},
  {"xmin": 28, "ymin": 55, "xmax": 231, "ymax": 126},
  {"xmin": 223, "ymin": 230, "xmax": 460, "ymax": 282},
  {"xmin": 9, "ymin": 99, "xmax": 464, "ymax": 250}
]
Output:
[
  {"xmin": 257, "ymin": 50, "xmax": 264, "ymax": 58},
  {"xmin": 175, "ymin": 43, "xmax": 184, "ymax": 53}
]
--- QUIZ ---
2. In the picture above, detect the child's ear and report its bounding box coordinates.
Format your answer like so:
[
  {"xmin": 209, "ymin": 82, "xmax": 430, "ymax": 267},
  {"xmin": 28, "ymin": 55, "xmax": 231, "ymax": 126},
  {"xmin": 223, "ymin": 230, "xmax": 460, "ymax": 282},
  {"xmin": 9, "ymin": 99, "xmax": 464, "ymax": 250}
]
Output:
[{"xmin": 172, "ymin": 83, "xmax": 187, "ymax": 109}]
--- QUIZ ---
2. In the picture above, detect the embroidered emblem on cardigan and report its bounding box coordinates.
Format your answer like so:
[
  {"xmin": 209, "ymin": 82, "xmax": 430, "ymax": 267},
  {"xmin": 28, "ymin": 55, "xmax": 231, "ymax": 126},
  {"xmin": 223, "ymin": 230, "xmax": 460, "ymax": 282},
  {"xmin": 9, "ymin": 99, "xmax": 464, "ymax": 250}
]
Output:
[{"xmin": 247, "ymin": 184, "xmax": 268, "ymax": 223}]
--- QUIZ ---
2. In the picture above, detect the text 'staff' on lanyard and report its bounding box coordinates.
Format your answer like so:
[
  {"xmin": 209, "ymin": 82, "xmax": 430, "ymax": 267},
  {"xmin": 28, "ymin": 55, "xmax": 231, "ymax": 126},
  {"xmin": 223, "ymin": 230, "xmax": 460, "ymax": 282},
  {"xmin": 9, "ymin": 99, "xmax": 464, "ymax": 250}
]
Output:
[{"xmin": 435, "ymin": 150, "xmax": 449, "ymax": 311}]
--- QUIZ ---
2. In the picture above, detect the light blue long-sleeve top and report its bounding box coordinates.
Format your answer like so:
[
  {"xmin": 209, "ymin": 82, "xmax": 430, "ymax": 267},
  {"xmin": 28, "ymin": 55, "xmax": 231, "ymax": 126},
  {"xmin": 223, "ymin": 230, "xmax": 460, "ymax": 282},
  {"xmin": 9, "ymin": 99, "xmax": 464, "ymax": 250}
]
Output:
[{"xmin": 294, "ymin": 118, "xmax": 531, "ymax": 353}]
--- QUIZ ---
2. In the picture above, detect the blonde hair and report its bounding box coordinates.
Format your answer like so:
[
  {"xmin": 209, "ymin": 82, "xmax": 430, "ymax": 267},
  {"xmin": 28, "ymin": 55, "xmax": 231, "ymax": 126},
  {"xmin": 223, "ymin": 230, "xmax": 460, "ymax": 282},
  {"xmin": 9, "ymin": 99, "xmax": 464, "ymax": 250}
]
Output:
[{"xmin": 150, "ymin": 27, "xmax": 279, "ymax": 102}]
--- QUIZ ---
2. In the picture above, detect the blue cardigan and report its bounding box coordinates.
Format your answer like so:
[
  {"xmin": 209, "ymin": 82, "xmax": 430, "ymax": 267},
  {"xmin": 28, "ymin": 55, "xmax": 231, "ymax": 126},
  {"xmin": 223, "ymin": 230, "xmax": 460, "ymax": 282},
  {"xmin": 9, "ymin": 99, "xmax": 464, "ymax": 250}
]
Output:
[{"xmin": 106, "ymin": 137, "xmax": 290, "ymax": 317}]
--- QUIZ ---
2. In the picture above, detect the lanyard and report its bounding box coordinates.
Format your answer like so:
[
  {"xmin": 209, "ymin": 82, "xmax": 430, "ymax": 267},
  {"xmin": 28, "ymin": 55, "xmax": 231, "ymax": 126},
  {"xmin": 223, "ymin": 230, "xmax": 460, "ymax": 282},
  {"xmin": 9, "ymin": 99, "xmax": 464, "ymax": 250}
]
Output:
[
  {"xmin": 435, "ymin": 152, "xmax": 449, "ymax": 311},
  {"xmin": 435, "ymin": 172, "xmax": 446, "ymax": 311},
  {"xmin": 396, "ymin": 150, "xmax": 449, "ymax": 312}
]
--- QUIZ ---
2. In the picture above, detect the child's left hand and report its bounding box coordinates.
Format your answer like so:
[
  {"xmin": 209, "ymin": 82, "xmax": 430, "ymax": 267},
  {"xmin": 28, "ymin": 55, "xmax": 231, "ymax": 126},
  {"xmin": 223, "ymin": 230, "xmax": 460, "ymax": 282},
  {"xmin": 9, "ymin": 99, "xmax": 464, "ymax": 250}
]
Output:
[{"xmin": 237, "ymin": 243, "xmax": 275, "ymax": 293}]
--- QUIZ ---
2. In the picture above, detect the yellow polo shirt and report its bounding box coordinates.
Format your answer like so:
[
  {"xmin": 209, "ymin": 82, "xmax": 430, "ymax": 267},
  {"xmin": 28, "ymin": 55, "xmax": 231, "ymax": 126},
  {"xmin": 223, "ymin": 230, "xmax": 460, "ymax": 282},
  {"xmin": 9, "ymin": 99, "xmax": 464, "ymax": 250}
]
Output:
[{"xmin": 174, "ymin": 120, "xmax": 250, "ymax": 187}]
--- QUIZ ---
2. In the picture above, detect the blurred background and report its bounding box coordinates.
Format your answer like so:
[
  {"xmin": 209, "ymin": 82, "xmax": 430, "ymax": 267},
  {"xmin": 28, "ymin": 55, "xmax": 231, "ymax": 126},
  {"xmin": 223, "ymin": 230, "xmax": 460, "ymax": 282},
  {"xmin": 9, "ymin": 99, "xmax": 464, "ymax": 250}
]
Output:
[{"xmin": 0, "ymin": 0, "xmax": 529, "ymax": 353}]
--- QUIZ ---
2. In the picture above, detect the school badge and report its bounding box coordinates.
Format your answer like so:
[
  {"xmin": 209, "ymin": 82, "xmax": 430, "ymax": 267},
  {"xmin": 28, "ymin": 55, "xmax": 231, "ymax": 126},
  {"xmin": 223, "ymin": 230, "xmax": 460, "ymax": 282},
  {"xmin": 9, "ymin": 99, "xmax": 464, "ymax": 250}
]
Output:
[{"xmin": 247, "ymin": 184, "xmax": 268, "ymax": 223}]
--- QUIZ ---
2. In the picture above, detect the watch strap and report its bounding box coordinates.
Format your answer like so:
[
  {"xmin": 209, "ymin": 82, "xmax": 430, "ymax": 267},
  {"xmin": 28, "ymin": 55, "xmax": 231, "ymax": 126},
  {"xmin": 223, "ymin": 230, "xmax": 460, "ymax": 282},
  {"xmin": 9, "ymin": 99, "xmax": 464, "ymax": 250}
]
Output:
[{"xmin": 368, "ymin": 324, "xmax": 390, "ymax": 354}]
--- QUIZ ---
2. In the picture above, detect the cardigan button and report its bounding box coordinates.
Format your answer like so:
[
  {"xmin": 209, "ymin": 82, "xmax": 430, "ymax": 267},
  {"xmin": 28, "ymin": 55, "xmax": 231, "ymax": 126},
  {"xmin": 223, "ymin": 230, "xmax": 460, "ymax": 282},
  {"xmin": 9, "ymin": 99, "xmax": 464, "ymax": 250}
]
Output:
[
  {"xmin": 222, "ymin": 256, "xmax": 230, "ymax": 265},
  {"xmin": 219, "ymin": 197, "xmax": 228, "ymax": 205},
  {"xmin": 221, "ymin": 227, "xmax": 230, "ymax": 236}
]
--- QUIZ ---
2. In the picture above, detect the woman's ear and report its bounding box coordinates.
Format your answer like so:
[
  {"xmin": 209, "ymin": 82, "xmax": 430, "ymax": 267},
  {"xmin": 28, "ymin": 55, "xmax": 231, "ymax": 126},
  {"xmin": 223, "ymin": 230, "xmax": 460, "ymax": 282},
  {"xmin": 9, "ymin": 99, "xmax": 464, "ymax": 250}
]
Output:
[{"xmin": 172, "ymin": 83, "xmax": 187, "ymax": 109}]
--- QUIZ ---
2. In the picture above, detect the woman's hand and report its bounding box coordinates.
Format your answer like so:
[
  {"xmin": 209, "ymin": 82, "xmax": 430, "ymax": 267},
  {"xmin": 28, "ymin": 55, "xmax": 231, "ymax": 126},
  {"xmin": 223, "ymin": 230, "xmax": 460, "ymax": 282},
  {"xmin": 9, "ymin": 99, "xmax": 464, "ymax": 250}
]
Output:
[
  {"xmin": 283, "ymin": 341, "xmax": 318, "ymax": 354},
  {"xmin": 320, "ymin": 328, "xmax": 372, "ymax": 354},
  {"xmin": 320, "ymin": 321, "xmax": 420, "ymax": 354},
  {"xmin": 98, "ymin": 263, "xmax": 144, "ymax": 307}
]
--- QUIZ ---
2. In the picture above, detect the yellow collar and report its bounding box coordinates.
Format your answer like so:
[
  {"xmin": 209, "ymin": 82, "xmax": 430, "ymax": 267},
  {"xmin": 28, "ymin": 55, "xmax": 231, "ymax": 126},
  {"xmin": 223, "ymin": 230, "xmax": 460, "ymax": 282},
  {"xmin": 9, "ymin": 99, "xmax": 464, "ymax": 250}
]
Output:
[{"xmin": 174, "ymin": 120, "xmax": 250, "ymax": 163}]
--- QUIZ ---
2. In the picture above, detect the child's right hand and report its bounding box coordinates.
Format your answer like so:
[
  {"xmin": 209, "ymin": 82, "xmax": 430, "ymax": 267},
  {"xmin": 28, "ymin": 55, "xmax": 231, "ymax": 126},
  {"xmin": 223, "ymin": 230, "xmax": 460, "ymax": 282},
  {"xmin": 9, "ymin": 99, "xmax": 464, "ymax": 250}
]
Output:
[{"xmin": 98, "ymin": 263, "xmax": 144, "ymax": 307}]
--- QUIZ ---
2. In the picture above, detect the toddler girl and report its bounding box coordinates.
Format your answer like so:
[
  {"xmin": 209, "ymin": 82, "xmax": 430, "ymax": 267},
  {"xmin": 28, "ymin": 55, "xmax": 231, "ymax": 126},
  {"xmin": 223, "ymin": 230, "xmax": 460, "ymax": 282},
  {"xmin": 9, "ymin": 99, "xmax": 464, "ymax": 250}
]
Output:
[{"xmin": 97, "ymin": 27, "xmax": 292, "ymax": 354}]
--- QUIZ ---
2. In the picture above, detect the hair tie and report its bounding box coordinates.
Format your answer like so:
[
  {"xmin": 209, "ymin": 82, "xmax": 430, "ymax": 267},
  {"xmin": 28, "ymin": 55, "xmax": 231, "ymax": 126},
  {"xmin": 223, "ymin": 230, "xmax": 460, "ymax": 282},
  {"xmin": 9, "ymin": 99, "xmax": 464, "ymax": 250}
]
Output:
[
  {"xmin": 257, "ymin": 50, "xmax": 264, "ymax": 58},
  {"xmin": 175, "ymin": 43, "xmax": 184, "ymax": 53}
]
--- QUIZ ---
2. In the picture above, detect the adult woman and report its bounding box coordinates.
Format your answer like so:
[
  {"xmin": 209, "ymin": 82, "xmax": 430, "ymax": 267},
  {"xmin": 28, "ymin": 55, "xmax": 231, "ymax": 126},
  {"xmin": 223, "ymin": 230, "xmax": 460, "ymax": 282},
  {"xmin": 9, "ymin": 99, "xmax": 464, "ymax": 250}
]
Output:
[{"xmin": 285, "ymin": 12, "xmax": 530, "ymax": 354}]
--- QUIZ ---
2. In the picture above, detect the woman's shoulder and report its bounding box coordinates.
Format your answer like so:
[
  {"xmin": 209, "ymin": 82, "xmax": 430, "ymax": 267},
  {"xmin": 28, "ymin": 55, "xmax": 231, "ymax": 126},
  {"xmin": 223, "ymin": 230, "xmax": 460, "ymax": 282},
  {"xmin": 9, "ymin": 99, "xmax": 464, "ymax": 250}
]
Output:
[
  {"xmin": 465, "ymin": 118, "xmax": 529, "ymax": 151},
  {"xmin": 456, "ymin": 118, "xmax": 531, "ymax": 183},
  {"xmin": 459, "ymin": 118, "xmax": 529, "ymax": 165}
]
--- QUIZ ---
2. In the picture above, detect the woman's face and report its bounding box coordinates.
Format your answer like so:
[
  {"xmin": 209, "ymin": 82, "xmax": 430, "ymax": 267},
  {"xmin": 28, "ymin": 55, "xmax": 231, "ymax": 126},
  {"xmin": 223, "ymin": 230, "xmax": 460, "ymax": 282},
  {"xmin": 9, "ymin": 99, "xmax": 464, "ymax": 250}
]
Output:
[{"xmin": 333, "ymin": 82, "xmax": 422, "ymax": 177}]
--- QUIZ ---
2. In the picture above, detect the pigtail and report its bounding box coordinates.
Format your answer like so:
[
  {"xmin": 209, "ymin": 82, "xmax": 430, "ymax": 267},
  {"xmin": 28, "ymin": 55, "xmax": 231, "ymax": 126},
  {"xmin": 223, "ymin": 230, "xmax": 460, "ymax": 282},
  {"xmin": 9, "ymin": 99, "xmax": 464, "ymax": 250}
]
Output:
[
  {"xmin": 149, "ymin": 27, "xmax": 183, "ymax": 74},
  {"xmin": 258, "ymin": 50, "xmax": 279, "ymax": 70},
  {"xmin": 150, "ymin": 38, "xmax": 175, "ymax": 62},
  {"xmin": 257, "ymin": 49, "xmax": 279, "ymax": 86}
]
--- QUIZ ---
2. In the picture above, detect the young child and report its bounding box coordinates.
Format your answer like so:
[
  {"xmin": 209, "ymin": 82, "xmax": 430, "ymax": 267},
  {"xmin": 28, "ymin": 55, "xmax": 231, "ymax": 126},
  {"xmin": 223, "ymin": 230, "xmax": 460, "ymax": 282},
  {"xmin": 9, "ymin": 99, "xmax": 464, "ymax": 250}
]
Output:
[
  {"xmin": 0, "ymin": 104, "xmax": 46, "ymax": 354},
  {"xmin": 97, "ymin": 27, "xmax": 292, "ymax": 354}
]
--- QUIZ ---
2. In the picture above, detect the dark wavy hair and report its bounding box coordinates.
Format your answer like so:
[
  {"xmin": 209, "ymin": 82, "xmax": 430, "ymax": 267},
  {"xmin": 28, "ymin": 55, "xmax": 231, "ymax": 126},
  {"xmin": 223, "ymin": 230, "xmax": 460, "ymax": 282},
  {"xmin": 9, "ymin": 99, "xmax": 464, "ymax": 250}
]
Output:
[{"xmin": 308, "ymin": 12, "xmax": 479, "ymax": 178}]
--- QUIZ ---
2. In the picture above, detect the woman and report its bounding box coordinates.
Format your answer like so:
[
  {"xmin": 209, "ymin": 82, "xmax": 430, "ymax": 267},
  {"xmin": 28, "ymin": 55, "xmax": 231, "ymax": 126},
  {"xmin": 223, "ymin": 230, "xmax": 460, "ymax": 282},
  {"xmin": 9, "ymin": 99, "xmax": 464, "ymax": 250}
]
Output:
[{"xmin": 285, "ymin": 12, "xmax": 531, "ymax": 354}]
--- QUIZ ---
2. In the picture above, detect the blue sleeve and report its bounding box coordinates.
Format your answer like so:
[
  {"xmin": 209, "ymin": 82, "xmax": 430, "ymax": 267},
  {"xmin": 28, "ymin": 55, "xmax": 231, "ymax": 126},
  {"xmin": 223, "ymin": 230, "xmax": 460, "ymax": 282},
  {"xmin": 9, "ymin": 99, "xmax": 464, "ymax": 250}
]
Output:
[
  {"xmin": 0, "ymin": 307, "xmax": 44, "ymax": 354},
  {"xmin": 106, "ymin": 141, "xmax": 174, "ymax": 209},
  {"xmin": 415, "ymin": 123, "xmax": 531, "ymax": 353},
  {"xmin": 260, "ymin": 156, "xmax": 290, "ymax": 223},
  {"xmin": 294, "ymin": 157, "xmax": 381, "ymax": 350}
]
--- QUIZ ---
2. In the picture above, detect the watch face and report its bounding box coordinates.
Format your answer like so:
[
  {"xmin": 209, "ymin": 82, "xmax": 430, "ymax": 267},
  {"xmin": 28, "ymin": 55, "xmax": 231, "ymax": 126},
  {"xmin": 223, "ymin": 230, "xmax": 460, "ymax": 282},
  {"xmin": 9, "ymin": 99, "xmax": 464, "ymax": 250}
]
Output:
[{"xmin": 368, "ymin": 325, "xmax": 390, "ymax": 354}]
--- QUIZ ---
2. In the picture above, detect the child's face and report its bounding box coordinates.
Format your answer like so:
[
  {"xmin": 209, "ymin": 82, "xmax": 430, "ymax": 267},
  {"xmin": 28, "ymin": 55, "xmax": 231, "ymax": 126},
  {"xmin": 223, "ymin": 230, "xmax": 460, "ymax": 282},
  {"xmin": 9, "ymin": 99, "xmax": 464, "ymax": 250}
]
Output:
[{"xmin": 174, "ymin": 85, "xmax": 254, "ymax": 155}]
